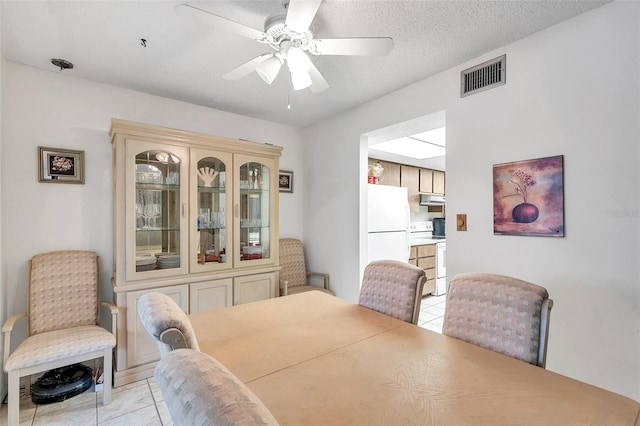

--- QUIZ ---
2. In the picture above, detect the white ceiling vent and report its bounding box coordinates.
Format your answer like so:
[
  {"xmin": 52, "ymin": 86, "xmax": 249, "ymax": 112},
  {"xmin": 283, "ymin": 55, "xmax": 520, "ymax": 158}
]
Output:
[{"xmin": 460, "ymin": 54, "xmax": 506, "ymax": 97}]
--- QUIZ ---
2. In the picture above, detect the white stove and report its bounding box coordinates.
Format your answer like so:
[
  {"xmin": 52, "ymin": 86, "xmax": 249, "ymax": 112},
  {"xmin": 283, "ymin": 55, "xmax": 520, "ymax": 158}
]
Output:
[{"xmin": 409, "ymin": 221, "xmax": 445, "ymax": 244}]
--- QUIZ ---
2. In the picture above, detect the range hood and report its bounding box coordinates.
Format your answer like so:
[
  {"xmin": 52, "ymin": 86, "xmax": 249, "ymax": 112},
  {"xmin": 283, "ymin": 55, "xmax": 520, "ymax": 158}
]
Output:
[{"xmin": 419, "ymin": 194, "xmax": 445, "ymax": 206}]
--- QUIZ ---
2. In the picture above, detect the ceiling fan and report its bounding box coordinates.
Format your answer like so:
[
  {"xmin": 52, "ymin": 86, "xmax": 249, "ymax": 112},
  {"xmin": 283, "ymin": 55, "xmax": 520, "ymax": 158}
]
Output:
[{"xmin": 175, "ymin": 0, "xmax": 394, "ymax": 92}]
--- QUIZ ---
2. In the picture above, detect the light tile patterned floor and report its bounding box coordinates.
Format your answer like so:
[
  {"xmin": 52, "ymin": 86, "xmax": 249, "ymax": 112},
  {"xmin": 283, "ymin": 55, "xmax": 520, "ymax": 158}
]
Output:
[
  {"xmin": 0, "ymin": 378, "xmax": 172, "ymax": 426},
  {"xmin": 2, "ymin": 294, "xmax": 447, "ymax": 425},
  {"xmin": 418, "ymin": 294, "xmax": 446, "ymax": 333}
]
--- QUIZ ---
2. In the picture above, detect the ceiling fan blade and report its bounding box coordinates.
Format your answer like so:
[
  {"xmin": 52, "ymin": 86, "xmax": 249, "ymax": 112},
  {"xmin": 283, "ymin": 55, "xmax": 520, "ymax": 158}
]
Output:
[
  {"xmin": 223, "ymin": 54, "xmax": 273, "ymax": 80},
  {"xmin": 308, "ymin": 61, "xmax": 329, "ymax": 93},
  {"xmin": 285, "ymin": 0, "xmax": 323, "ymax": 34},
  {"xmin": 175, "ymin": 4, "xmax": 266, "ymax": 41},
  {"xmin": 310, "ymin": 37, "xmax": 394, "ymax": 56}
]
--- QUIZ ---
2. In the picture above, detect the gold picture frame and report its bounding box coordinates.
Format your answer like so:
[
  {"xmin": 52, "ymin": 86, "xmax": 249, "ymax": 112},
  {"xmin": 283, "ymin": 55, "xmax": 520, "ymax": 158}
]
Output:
[{"xmin": 38, "ymin": 146, "xmax": 85, "ymax": 184}]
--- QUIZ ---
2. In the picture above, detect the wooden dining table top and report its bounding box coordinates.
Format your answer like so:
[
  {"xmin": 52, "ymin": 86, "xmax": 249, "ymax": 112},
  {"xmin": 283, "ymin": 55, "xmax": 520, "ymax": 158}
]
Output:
[{"xmin": 189, "ymin": 291, "xmax": 640, "ymax": 425}]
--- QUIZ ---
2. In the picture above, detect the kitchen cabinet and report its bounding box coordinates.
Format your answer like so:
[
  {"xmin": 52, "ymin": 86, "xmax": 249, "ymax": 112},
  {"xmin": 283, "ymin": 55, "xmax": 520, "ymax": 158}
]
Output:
[
  {"xmin": 401, "ymin": 165, "xmax": 420, "ymax": 212},
  {"xmin": 110, "ymin": 119, "xmax": 282, "ymax": 386},
  {"xmin": 373, "ymin": 159, "xmax": 401, "ymax": 186},
  {"xmin": 419, "ymin": 169, "xmax": 445, "ymax": 195},
  {"xmin": 410, "ymin": 244, "xmax": 437, "ymax": 296},
  {"xmin": 433, "ymin": 170, "xmax": 445, "ymax": 195}
]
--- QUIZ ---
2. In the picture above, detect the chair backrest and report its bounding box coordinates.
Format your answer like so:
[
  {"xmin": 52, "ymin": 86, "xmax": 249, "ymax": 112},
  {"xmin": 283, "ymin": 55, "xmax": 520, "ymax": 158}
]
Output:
[
  {"xmin": 28, "ymin": 250, "xmax": 100, "ymax": 335},
  {"xmin": 137, "ymin": 292, "xmax": 200, "ymax": 357},
  {"xmin": 358, "ymin": 260, "xmax": 426, "ymax": 325},
  {"xmin": 279, "ymin": 238, "xmax": 308, "ymax": 289},
  {"xmin": 155, "ymin": 349, "xmax": 280, "ymax": 426},
  {"xmin": 442, "ymin": 272, "xmax": 553, "ymax": 367}
]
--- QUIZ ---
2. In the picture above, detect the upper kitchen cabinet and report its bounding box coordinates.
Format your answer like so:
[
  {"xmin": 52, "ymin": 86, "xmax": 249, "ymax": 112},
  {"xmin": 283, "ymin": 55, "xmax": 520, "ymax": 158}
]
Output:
[
  {"xmin": 401, "ymin": 165, "xmax": 420, "ymax": 212},
  {"xmin": 420, "ymin": 169, "xmax": 445, "ymax": 195},
  {"xmin": 433, "ymin": 170, "xmax": 445, "ymax": 195},
  {"xmin": 371, "ymin": 159, "xmax": 401, "ymax": 186},
  {"xmin": 110, "ymin": 119, "xmax": 282, "ymax": 385}
]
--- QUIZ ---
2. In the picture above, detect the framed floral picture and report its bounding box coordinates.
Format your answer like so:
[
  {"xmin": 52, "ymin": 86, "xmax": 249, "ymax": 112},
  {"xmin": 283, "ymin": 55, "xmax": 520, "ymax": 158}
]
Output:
[
  {"xmin": 279, "ymin": 170, "xmax": 293, "ymax": 193},
  {"xmin": 493, "ymin": 155, "xmax": 564, "ymax": 237},
  {"xmin": 38, "ymin": 147, "xmax": 85, "ymax": 184}
]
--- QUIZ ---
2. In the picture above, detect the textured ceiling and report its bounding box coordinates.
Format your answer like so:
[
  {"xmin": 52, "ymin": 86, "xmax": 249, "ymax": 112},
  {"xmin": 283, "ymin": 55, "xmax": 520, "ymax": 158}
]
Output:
[{"xmin": 1, "ymin": 0, "xmax": 609, "ymax": 128}]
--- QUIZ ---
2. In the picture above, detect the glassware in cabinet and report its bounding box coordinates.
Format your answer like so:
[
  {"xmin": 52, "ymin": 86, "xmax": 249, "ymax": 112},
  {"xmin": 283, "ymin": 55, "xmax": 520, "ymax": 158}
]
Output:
[
  {"xmin": 190, "ymin": 149, "xmax": 233, "ymax": 272},
  {"xmin": 126, "ymin": 142, "xmax": 188, "ymax": 280},
  {"xmin": 236, "ymin": 159, "xmax": 273, "ymax": 265}
]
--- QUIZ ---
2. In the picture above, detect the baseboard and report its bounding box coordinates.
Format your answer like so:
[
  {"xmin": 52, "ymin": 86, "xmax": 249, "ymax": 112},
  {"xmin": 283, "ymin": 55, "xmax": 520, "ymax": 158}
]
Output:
[{"xmin": 114, "ymin": 362, "xmax": 157, "ymax": 387}]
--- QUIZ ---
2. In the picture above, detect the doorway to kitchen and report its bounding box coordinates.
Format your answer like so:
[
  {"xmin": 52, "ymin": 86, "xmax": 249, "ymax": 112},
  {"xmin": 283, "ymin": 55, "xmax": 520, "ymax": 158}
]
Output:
[{"xmin": 363, "ymin": 110, "xmax": 447, "ymax": 332}]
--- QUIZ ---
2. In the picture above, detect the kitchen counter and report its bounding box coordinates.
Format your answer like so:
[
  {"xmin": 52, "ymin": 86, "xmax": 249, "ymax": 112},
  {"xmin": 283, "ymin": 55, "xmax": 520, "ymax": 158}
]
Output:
[{"xmin": 410, "ymin": 238, "xmax": 445, "ymax": 246}]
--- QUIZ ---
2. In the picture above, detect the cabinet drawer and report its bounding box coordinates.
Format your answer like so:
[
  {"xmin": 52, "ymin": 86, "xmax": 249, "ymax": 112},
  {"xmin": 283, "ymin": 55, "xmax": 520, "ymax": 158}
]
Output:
[
  {"xmin": 417, "ymin": 245, "xmax": 436, "ymax": 257},
  {"xmin": 409, "ymin": 246, "xmax": 417, "ymax": 259},
  {"xmin": 423, "ymin": 279, "xmax": 436, "ymax": 296},
  {"xmin": 408, "ymin": 258, "xmax": 417, "ymax": 266},
  {"xmin": 424, "ymin": 268, "xmax": 436, "ymax": 280},
  {"xmin": 417, "ymin": 257, "xmax": 436, "ymax": 269}
]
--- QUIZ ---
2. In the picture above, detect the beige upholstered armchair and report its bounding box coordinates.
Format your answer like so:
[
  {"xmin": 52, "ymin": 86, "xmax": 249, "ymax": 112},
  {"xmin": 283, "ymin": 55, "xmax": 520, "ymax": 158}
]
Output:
[
  {"xmin": 358, "ymin": 260, "xmax": 426, "ymax": 325},
  {"xmin": 137, "ymin": 292, "xmax": 200, "ymax": 358},
  {"xmin": 279, "ymin": 238, "xmax": 332, "ymax": 296},
  {"xmin": 2, "ymin": 250, "xmax": 118, "ymax": 425},
  {"xmin": 155, "ymin": 349, "xmax": 280, "ymax": 426},
  {"xmin": 443, "ymin": 272, "xmax": 553, "ymax": 368}
]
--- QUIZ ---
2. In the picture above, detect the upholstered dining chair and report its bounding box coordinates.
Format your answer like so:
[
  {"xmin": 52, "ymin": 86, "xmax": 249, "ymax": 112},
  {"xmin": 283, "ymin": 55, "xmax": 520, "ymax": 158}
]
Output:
[
  {"xmin": 442, "ymin": 272, "xmax": 554, "ymax": 368},
  {"xmin": 358, "ymin": 260, "xmax": 426, "ymax": 325},
  {"xmin": 155, "ymin": 348, "xmax": 280, "ymax": 426},
  {"xmin": 137, "ymin": 292, "xmax": 200, "ymax": 358},
  {"xmin": 279, "ymin": 238, "xmax": 332, "ymax": 296},
  {"xmin": 2, "ymin": 250, "xmax": 118, "ymax": 425}
]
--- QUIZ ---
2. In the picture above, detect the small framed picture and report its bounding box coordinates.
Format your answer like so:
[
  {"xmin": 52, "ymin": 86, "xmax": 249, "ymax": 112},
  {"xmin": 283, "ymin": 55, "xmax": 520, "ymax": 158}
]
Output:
[
  {"xmin": 38, "ymin": 147, "xmax": 85, "ymax": 184},
  {"xmin": 278, "ymin": 170, "xmax": 293, "ymax": 193}
]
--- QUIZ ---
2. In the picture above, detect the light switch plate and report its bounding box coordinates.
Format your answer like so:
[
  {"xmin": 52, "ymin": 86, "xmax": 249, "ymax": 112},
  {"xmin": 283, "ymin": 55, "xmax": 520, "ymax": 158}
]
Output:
[{"xmin": 457, "ymin": 214, "xmax": 467, "ymax": 231}]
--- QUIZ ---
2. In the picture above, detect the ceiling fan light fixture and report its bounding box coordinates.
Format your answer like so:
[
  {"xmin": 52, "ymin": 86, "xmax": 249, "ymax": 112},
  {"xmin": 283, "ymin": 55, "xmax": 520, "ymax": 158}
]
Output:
[
  {"xmin": 286, "ymin": 47, "xmax": 311, "ymax": 73},
  {"xmin": 290, "ymin": 69, "xmax": 312, "ymax": 90},
  {"xmin": 256, "ymin": 55, "xmax": 283, "ymax": 84}
]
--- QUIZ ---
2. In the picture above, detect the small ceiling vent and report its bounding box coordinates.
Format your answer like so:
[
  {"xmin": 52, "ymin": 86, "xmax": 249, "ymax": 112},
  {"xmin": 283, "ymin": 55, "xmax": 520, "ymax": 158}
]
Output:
[{"xmin": 460, "ymin": 54, "xmax": 506, "ymax": 97}]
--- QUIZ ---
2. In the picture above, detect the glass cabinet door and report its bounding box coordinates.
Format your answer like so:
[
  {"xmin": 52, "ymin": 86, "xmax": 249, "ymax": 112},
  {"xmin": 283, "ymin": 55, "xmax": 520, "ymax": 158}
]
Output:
[
  {"xmin": 126, "ymin": 141, "xmax": 188, "ymax": 280},
  {"xmin": 190, "ymin": 149, "xmax": 233, "ymax": 272},
  {"xmin": 235, "ymin": 158, "xmax": 273, "ymax": 265}
]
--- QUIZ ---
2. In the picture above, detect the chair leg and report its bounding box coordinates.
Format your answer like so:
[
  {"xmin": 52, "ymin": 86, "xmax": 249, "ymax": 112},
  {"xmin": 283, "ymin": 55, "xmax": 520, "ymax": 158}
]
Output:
[
  {"xmin": 23, "ymin": 375, "xmax": 31, "ymax": 396},
  {"xmin": 102, "ymin": 349, "xmax": 113, "ymax": 405},
  {"xmin": 8, "ymin": 371, "xmax": 20, "ymax": 426}
]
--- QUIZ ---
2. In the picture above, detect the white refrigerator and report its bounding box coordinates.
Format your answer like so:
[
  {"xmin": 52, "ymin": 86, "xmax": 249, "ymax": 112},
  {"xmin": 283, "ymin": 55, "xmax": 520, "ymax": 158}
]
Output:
[{"xmin": 367, "ymin": 184, "xmax": 411, "ymax": 263}]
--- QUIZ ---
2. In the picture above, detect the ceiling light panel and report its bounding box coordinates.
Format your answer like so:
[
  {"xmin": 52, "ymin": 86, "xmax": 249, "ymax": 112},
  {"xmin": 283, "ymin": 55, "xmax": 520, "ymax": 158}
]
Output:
[
  {"xmin": 371, "ymin": 137, "xmax": 445, "ymax": 160},
  {"xmin": 410, "ymin": 127, "xmax": 446, "ymax": 146}
]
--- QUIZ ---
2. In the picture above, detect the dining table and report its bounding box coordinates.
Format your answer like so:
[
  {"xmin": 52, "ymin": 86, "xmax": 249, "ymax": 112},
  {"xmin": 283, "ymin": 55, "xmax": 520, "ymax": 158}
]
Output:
[{"xmin": 189, "ymin": 291, "xmax": 640, "ymax": 425}]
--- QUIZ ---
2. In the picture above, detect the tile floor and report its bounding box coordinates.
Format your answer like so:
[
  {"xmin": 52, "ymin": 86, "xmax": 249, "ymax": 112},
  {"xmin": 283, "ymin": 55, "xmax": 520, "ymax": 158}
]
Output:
[
  {"xmin": 417, "ymin": 293, "xmax": 446, "ymax": 333},
  {"xmin": 1, "ymin": 294, "xmax": 446, "ymax": 425},
  {"xmin": 0, "ymin": 378, "xmax": 172, "ymax": 426}
]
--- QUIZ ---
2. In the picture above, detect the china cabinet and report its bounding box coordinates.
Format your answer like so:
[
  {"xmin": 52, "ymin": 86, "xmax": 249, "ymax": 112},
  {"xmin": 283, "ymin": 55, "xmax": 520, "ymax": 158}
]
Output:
[{"xmin": 110, "ymin": 119, "xmax": 282, "ymax": 386}]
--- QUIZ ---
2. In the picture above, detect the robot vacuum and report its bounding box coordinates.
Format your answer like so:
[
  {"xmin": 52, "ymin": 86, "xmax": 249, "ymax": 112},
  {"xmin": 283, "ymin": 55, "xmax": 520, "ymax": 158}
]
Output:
[{"xmin": 31, "ymin": 364, "xmax": 93, "ymax": 404}]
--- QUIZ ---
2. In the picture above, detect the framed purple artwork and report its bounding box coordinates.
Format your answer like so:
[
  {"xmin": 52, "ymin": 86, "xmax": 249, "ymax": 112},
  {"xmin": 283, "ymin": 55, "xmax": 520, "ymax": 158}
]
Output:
[{"xmin": 493, "ymin": 155, "xmax": 564, "ymax": 237}]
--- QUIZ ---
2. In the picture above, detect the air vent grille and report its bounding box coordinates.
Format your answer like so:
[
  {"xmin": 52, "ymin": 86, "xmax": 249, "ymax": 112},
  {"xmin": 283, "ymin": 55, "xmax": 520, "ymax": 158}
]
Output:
[{"xmin": 461, "ymin": 54, "xmax": 506, "ymax": 97}]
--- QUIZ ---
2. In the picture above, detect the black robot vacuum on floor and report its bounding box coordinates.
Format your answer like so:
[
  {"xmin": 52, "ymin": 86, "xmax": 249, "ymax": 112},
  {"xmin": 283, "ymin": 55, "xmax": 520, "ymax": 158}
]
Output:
[{"xmin": 31, "ymin": 364, "xmax": 93, "ymax": 404}]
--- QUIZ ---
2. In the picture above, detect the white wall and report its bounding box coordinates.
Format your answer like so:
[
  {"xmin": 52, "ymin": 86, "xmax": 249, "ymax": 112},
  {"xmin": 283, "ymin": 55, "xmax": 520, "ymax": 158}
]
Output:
[
  {"xmin": 0, "ymin": 12, "xmax": 5, "ymax": 398},
  {"xmin": 305, "ymin": 1, "xmax": 639, "ymax": 401},
  {"xmin": 0, "ymin": 62, "xmax": 305, "ymax": 393}
]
